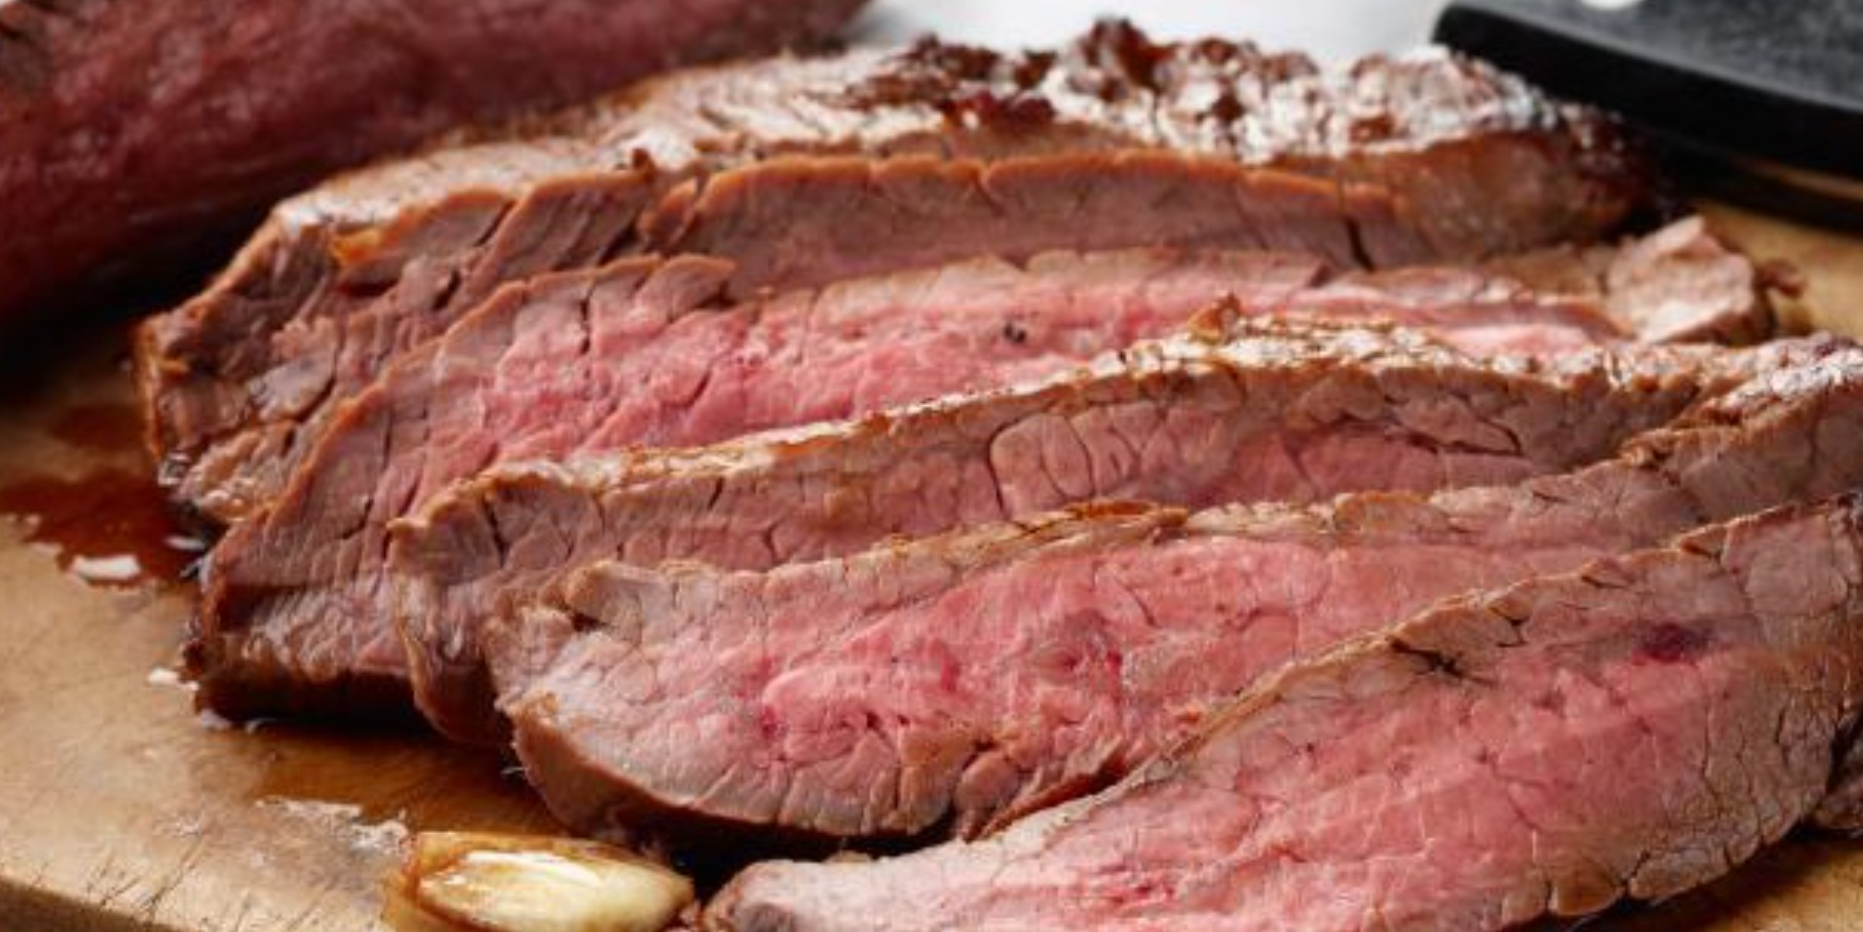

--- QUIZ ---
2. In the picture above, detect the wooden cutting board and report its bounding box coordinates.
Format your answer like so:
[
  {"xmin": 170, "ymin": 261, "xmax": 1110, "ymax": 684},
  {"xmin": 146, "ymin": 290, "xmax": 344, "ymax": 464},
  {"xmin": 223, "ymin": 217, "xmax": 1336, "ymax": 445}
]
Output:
[{"xmin": 1, "ymin": 201, "xmax": 1860, "ymax": 932}]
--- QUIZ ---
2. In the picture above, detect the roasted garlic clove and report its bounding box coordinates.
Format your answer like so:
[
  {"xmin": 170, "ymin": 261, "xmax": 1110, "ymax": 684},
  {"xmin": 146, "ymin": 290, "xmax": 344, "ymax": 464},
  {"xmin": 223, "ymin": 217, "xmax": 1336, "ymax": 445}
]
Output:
[{"xmin": 390, "ymin": 832, "xmax": 693, "ymax": 932}]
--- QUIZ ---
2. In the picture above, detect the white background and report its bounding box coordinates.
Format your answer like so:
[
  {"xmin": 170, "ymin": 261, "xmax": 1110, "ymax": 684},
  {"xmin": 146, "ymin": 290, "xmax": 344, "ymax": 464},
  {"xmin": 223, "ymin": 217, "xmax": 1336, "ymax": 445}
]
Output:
[{"xmin": 851, "ymin": 0, "xmax": 1453, "ymax": 61}]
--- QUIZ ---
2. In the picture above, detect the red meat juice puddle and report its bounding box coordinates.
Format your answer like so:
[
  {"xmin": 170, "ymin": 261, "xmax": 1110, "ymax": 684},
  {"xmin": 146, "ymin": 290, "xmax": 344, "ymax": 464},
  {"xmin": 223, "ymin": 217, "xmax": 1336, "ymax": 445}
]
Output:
[{"xmin": 0, "ymin": 402, "xmax": 199, "ymax": 588}]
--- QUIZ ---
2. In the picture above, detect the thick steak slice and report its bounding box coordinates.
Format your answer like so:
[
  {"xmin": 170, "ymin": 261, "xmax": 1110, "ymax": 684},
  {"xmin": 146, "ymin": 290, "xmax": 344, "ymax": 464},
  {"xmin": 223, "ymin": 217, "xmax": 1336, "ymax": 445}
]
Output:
[
  {"xmin": 160, "ymin": 212, "xmax": 1775, "ymax": 530},
  {"xmin": 493, "ymin": 340, "xmax": 1863, "ymax": 846},
  {"xmin": 187, "ymin": 248, "xmax": 1310, "ymax": 716},
  {"xmin": 0, "ymin": 0, "xmax": 865, "ymax": 324},
  {"xmin": 706, "ymin": 497, "xmax": 1863, "ymax": 932},
  {"xmin": 136, "ymin": 22, "xmax": 1652, "ymax": 524},
  {"xmin": 1484, "ymin": 216, "xmax": 1775, "ymax": 346},
  {"xmin": 390, "ymin": 321, "xmax": 1771, "ymax": 742},
  {"xmin": 191, "ymin": 265, "xmax": 1661, "ymax": 729},
  {"xmin": 370, "ymin": 219, "xmax": 1772, "ymax": 745}
]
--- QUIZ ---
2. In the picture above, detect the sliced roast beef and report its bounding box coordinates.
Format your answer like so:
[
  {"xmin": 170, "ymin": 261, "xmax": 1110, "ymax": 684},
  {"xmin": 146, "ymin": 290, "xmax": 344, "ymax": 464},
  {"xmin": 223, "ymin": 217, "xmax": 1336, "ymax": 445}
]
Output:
[
  {"xmin": 492, "ymin": 339, "xmax": 1863, "ymax": 847},
  {"xmin": 1486, "ymin": 215, "xmax": 1776, "ymax": 345},
  {"xmin": 706, "ymin": 497, "xmax": 1863, "ymax": 932},
  {"xmin": 0, "ymin": 0, "xmax": 865, "ymax": 325},
  {"xmin": 186, "ymin": 251, "xmax": 1624, "ymax": 725},
  {"xmin": 159, "ymin": 212, "xmax": 1775, "ymax": 530},
  {"xmin": 389, "ymin": 321, "xmax": 1781, "ymax": 743},
  {"xmin": 136, "ymin": 22, "xmax": 1653, "ymax": 524}
]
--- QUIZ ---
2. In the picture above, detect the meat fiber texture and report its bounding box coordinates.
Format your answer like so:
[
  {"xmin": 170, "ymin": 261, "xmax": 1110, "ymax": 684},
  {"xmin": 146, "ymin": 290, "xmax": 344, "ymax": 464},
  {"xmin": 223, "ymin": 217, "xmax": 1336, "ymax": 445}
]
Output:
[
  {"xmin": 188, "ymin": 248, "xmax": 1315, "ymax": 719},
  {"xmin": 368, "ymin": 215, "xmax": 1768, "ymax": 745},
  {"xmin": 0, "ymin": 0, "xmax": 866, "ymax": 322},
  {"xmin": 187, "ymin": 240, "xmax": 1706, "ymax": 730},
  {"xmin": 706, "ymin": 496, "xmax": 1863, "ymax": 932},
  {"xmin": 371, "ymin": 239, "xmax": 1712, "ymax": 743},
  {"xmin": 490, "ymin": 339, "xmax": 1863, "ymax": 848},
  {"xmin": 196, "ymin": 309, "xmax": 1721, "ymax": 723},
  {"xmin": 387, "ymin": 319, "xmax": 1782, "ymax": 744},
  {"xmin": 134, "ymin": 20, "xmax": 1656, "ymax": 526}
]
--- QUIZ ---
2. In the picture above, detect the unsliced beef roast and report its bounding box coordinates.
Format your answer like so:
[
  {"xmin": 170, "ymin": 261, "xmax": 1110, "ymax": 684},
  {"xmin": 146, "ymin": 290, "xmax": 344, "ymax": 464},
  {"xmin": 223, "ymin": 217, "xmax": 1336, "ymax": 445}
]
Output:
[
  {"xmin": 706, "ymin": 497, "xmax": 1863, "ymax": 932},
  {"xmin": 0, "ymin": 0, "xmax": 865, "ymax": 324},
  {"xmin": 492, "ymin": 340, "xmax": 1863, "ymax": 847},
  {"xmin": 389, "ymin": 321, "xmax": 1778, "ymax": 742},
  {"xmin": 135, "ymin": 21, "xmax": 1653, "ymax": 525}
]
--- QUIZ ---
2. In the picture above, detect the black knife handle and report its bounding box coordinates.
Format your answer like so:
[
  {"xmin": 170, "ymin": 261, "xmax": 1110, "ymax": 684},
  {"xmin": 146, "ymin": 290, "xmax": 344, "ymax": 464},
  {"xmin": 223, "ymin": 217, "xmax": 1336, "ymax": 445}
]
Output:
[{"xmin": 1435, "ymin": 0, "xmax": 1863, "ymax": 180}]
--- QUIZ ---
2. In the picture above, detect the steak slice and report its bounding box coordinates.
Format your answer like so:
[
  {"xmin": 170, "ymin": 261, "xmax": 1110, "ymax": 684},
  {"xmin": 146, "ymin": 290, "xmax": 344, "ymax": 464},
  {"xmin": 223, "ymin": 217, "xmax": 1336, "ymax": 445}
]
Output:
[
  {"xmin": 1485, "ymin": 215, "xmax": 1775, "ymax": 346},
  {"xmin": 187, "ymin": 250, "xmax": 1622, "ymax": 726},
  {"xmin": 706, "ymin": 497, "xmax": 1863, "ymax": 932},
  {"xmin": 389, "ymin": 321, "xmax": 1774, "ymax": 743},
  {"xmin": 136, "ymin": 21, "xmax": 1653, "ymax": 525},
  {"xmin": 160, "ymin": 213, "xmax": 1776, "ymax": 529},
  {"xmin": 0, "ymin": 0, "xmax": 865, "ymax": 325},
  {"xmin": 491, "ymin": 339, "xmax": 1863, "ymax": 847}
]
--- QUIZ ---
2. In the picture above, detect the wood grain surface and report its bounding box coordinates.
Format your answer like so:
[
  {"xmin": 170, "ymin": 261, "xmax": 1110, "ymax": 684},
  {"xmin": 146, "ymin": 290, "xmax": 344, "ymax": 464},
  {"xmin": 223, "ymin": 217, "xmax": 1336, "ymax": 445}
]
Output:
[
  {"xmin": 0, "ymin": 202, "xmax": 1858, "ymax": 931},
  {"xmin": 0, "ymin": 325, "xmax": 558, "ymax": 932}
]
